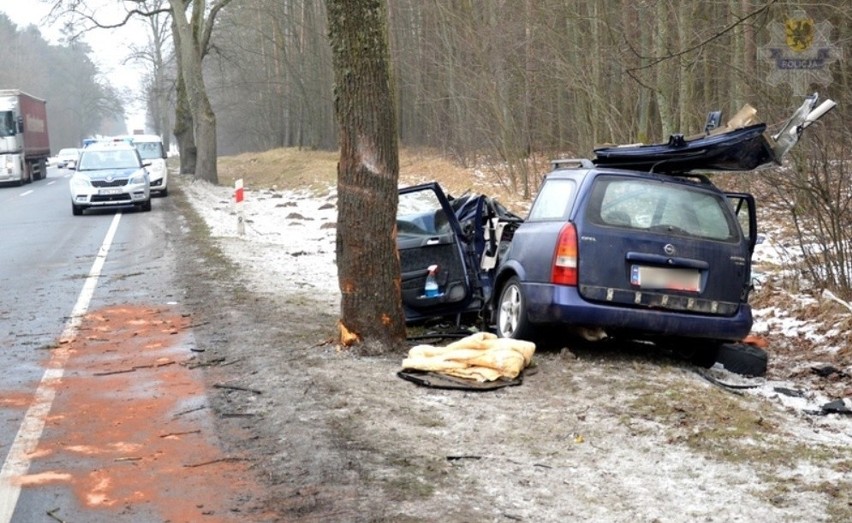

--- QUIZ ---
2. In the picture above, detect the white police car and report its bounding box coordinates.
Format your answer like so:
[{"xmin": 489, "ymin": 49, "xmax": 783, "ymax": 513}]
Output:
[{"xmin": 69, "ymin": 142, "xmax": 151, "ymax": 215}]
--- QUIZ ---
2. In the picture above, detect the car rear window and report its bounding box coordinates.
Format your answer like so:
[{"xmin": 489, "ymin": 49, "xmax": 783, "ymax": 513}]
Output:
[
  {"xmin": 528, "ymin": 179, "xmax": 576, "ymax": 221},
  {"xmin": 587, "ymin": 176, "xmax": 738, "ymax": 241}
]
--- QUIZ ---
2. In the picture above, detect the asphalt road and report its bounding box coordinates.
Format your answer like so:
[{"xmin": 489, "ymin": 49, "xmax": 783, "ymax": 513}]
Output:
[{"xmin": 0, "ymin": 168, "xmax": 246, "ymax": 522}]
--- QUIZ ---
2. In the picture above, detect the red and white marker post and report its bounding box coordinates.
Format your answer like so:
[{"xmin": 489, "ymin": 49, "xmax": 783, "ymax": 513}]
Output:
[{"xmin": 235, "ymin": 178, "xmax": 245, "ymax": 235}]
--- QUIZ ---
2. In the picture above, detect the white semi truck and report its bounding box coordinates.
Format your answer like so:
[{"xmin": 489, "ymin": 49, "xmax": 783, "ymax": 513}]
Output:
[{"xmin": 0, "ymin": 89, "xmax": 51, "ymax": 185}]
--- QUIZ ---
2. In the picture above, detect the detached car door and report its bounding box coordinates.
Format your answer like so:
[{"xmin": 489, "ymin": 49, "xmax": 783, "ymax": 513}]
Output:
[{"xmin": 397, "ymin": 183, "xmax": 473, "ymax": 322}]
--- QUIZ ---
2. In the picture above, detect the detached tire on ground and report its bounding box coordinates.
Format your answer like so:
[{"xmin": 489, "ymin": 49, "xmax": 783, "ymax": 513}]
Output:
[{"xmin": 715, "ymin": 343, "xmax": 768, "ymax": 377}]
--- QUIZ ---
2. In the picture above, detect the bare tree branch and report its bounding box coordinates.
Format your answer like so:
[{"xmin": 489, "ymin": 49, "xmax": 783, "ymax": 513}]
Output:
[{"xmin": 624, "ymin": 0, "xmax": 778, "ymax": 72}]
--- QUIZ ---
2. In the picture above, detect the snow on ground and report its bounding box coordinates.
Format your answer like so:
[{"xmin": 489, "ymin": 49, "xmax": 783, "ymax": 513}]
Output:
[
  {"xmin": 181, "ymin": 179, "xmax": 341, "ymax": 310},
  {"xmin": 180, "ymin": 177, "xmax": 851, "ymax": 432}
]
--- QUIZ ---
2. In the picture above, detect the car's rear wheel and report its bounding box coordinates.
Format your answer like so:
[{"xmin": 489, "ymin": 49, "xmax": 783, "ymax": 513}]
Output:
[{"xmin": 496, "ymin": 276, "xmax": 532, "ymax": 340}]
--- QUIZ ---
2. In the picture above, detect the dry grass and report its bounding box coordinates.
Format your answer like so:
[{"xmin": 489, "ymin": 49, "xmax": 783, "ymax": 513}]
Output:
[
  {"xmin": 215, "ymin": 146, "xmax": 538, "ymax": 214},
  {"xmin": 217, "ymin": 148, "xmax": 339, "ymax": 192}
]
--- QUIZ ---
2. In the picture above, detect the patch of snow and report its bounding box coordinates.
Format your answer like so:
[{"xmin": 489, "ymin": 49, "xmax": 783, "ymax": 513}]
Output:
[{"xmin": 181, "ymin": 179, "xmax": 341, "ymax": 310}]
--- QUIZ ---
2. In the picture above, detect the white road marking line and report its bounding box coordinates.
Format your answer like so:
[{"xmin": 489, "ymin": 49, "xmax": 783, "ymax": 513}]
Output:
[
  {"xmin": 19, "ymin": 191, "xmax": 32, "ymax": 197},
  {"xmin": 0, "ymin": 212, "xmax": 123, "ymax": 523}
]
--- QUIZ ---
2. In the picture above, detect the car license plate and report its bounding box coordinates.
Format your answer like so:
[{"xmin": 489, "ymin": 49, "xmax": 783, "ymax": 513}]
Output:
[
  {"xmin": 631, "ymin": 265, "xmax": 700, "ymax": 292},
  {"xmin": 99, "ymin": 188, "xmax": 122, "ymax": 195}
]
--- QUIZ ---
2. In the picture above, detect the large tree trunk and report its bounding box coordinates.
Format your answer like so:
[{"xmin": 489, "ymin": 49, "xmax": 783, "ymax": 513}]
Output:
[
  {"xmin": 326, "ymin": 0, "xmax": 407, "ymax": 354},
  {"xmin": 171, "ymin": 14, "xmax": 197, "ymax": 174},
  {"xmin": 169, "ymin": 0, "xmax": 219, "ymax": 184},
  {"xmin": 173, "ymin": 73, "xmax": 197, "ymax": 174}
]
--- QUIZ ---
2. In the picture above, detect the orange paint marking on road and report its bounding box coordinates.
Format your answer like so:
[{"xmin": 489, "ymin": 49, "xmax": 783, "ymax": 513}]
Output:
[
  {"xmin": 6, "ymin": 304, "xmax": 266, "ymax": 522},
  {"xmin": 0, "ymin": 394, "xmax": 34, "ymax": 409},
  {"xmin": 12, "ymin": 472, "xmax": 72, "ymax": 487}
]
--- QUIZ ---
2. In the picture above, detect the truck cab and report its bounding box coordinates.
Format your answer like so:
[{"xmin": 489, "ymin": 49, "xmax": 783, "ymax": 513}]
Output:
[{"xmin": 0, "ymin": 89, "xmax": 50, "ymax": 185}]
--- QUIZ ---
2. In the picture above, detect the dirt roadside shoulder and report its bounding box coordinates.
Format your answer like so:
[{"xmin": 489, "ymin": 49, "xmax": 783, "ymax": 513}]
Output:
[{"xmin": 171, "ymin": 177, "xmax": 852, "ymax": 522}]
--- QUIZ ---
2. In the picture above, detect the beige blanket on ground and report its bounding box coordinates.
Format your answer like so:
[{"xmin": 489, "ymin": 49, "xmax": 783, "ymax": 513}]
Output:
[{"xmin": 401, "ymin": 332, "xmax": 536, "ymax": 382}]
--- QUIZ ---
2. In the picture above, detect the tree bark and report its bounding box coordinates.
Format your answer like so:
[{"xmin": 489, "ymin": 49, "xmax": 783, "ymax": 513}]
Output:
[
  {"xmin": 173, "ymin": 69, "xmax": 197, "ymax": 174},
  {"xmin": 168, "ymin": 0, "xmax": 221, "ymax": 184},
  {"xmin": 325, "ymin": 0, "xmax": 407, "ymax": 354},
  {"xmin": 170, "ymin": 13, "xmax": 197, "ymax": 175}
]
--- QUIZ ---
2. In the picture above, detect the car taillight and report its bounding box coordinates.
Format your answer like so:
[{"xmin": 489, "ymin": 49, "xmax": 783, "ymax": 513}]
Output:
[{"xmin": 551, "ymin": 223, "xmax": 578, "ymax": 285}]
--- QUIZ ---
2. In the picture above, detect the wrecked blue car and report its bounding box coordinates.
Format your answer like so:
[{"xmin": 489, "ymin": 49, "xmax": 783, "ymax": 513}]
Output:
[{"xmin": 397, "ymin": 94, "xmax": 835, "ymax": 367}]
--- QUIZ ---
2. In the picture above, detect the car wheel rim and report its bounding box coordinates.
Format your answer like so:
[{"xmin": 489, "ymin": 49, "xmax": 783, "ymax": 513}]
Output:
[{"xmin": 499, "ymin": 285, "xmax": 520, "ymax": 336}]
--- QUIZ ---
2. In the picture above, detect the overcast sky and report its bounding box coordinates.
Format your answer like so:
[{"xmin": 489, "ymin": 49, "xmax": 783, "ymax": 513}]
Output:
[{"xmin": 0, "ymin": 0, "xmax": 150, "ymax": 130}]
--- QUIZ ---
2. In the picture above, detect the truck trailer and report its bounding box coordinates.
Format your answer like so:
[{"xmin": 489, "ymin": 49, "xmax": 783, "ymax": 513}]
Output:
[{"xmin": 0, "ymin": 89, "xmax": 50, "ymax": 185}]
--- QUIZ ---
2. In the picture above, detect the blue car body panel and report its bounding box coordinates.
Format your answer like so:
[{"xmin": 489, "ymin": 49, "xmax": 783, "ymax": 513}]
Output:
[
  {"xmin": 494, "ymin": 167, "xmax": 756, "ymax": 342},
  {"xmin": 521, "ymin": 282, "xmax": 753, "ymax": 341}
]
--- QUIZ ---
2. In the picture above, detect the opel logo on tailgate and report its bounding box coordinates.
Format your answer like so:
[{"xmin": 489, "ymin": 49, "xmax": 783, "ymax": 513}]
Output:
[{"xmin": 664, "ymin": 243, "xmax": 676, "ymax": 255}]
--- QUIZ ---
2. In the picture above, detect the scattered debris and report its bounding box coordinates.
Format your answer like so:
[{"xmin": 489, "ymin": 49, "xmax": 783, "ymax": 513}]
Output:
[
  {"xmin": 92, "ymin": 360, "xmax": 176, "ymax": 376},
  {"xmin": 213, "ymin": 383, "xmax": 263, "ymax": 395},
  {"xmin": 812, "ymin": 364, "xmax": 844, "ymax": 378},
  {"xmin": 338, "ymin": 321, "xmax": 360, "ymax": 347},
  {"xmin": 714, "ymin": 343, "xmax": 768, "ymax": 377},
  {"xmin": 696, "ymin": 365, "xmax": 765, "ymax": 392},
  {"xmin": 46, "ymin": 507, "xmax": 65, "ymax": 523},
  {"xmin": 187, "ymin": 357, "xmax": 228, "ymax": 369},
  {"xmin": 398, "ymin": 368, "xmax": 525, "ymax": 391},
  {"xmin": 446, "ymin": 455, "xmax": 482, "ymax": 462},
  {"xmin": 173, "ymin": 405, "xmax": 208, "ymax": 418},
  {"xmin": 820, "ymin": 399, "xmax": 852, "ymax": 416},
  {"xmin": 160, "ymin": 430, "xmax": 202, "ymax": 439},
  {"xmin": 773, "ymin": 386, "xmax": 806, "ymax": 398},
  {"xmin": 183, "ymin": 457, "xmax": 247, "ymax": 469}
]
